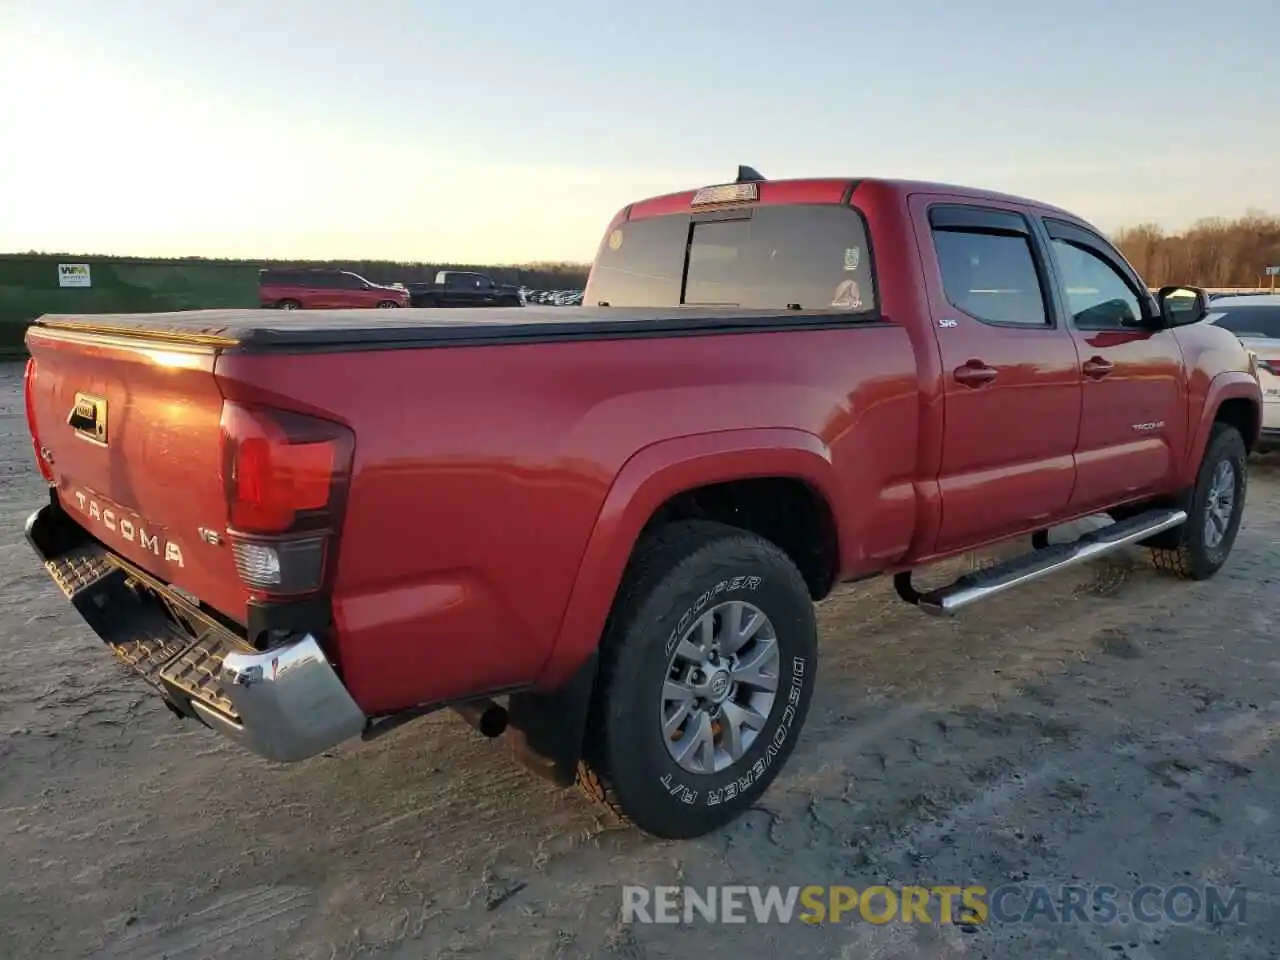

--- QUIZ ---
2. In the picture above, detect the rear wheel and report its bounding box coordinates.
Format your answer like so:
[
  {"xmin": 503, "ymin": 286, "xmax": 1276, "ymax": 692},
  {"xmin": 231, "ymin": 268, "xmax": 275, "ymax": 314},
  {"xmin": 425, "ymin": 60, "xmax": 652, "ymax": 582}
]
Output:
[
  {"xmin": 276, "ymin": 299, "xmax": 301, "ymax": 310},
  {"xmin": 578, "ymin": 520, "xmax": 818, "ymax": 839},
  {"xmin": 1149, "ymin": 422, "xmax": 1247, "ymax": 579}
]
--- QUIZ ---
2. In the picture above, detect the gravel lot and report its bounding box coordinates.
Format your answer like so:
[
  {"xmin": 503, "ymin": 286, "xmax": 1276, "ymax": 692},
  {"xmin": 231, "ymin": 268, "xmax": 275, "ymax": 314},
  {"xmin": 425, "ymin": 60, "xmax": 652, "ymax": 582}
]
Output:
[{"xmin": 1, "ymin": 358, "xmax": 1278, "ymax": 959}]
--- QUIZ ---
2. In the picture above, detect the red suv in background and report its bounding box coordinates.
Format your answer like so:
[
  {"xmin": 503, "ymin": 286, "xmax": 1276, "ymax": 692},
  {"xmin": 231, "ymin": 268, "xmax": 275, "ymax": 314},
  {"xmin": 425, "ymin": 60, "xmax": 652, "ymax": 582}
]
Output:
[{"xmin": 259, "ymin": 269, "xmax": 410, "ymax": 310}]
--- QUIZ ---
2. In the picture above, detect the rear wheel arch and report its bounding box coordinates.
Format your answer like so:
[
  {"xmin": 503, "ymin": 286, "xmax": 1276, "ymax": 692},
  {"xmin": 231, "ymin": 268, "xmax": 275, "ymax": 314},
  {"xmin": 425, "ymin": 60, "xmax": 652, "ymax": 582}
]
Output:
[
  {"xmin": 509, "ymin": 432, "xmax": 839, "ymax": 795},
  {"xmin": 639, "ymin": 476, "xmax": 840, "ymax": 601},
  {"xmin": 538, "ymin": 428, "xmax": 842, "ymax": 690}
]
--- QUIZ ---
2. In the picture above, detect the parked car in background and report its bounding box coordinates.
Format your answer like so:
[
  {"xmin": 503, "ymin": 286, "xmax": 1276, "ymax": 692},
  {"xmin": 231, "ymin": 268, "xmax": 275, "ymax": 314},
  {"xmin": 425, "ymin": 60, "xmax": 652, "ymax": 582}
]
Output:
[
  {"xmin": 1205, "ymin": 294, "xmax": 1280, "ymax": 449},
  {"xmin": 519, "ymin": 291, "xmax": 586, "ymax": 305},
  {"xmin": 407, "ymin": 271, "xmax": 524, "ymax": 307},
  {"xmin": 522, "ymin": 289, "xmax": 584, "ymax": 306},
  {"xmin": 259, "ymin": 269, "xmax": 409, "ymax": 310}
]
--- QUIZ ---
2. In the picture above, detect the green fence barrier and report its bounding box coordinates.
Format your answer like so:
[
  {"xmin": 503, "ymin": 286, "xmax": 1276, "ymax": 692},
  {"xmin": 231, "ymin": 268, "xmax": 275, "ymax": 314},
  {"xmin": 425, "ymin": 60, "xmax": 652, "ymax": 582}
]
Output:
[{"xmin": 0, "ymin": 256, "xmax": 261, "ymax": 355}]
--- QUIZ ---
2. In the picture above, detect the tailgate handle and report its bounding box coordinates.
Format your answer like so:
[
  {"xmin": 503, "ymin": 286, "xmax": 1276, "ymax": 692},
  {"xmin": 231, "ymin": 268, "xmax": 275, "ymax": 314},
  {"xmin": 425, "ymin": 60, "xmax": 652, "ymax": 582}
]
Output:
[{"xmin": 68, "ymin": 393, "xmax": 109, "ymax": 443}]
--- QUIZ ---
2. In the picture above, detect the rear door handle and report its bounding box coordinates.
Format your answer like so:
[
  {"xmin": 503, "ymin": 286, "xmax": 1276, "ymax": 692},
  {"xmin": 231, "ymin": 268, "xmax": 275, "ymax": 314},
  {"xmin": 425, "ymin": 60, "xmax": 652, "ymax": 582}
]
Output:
[
  {"xmin": 953, "ymin": 360, "xmax": 998, "ymax": 387},
  {"xmin": 1082, "ymin": 356, "xmax": 1114, "ymax": 379}
]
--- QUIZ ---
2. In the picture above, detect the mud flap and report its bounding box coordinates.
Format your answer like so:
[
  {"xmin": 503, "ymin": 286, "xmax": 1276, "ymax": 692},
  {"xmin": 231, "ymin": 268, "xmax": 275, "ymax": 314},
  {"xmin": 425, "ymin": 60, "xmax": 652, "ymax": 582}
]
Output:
[{"xmin": 505, "ymin": 651, "xmax": 599, "ymax": 787}]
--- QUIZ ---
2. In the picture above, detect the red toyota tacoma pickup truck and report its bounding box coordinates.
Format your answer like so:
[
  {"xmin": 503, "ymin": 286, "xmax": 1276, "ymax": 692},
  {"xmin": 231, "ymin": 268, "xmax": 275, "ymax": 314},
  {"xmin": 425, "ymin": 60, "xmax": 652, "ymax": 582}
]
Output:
[{"xmin": 21, "ymin": 169, "xmax": 1263, "ymax": 840}]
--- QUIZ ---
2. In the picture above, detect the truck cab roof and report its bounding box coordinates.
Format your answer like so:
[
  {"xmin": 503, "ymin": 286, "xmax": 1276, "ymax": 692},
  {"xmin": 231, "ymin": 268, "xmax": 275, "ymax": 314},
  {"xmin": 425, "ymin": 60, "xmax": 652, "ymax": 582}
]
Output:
[{"xmin": 619, "ymin": 176, "xmax": 1080, "ymax": 224}]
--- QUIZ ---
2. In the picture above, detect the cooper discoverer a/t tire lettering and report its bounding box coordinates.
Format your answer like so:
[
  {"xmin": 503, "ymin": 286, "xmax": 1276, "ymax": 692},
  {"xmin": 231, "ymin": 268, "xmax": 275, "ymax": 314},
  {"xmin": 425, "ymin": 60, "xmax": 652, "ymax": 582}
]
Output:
[{"xmin": 577, "ymin": 520, "xmax": 819, "ymax": 839}]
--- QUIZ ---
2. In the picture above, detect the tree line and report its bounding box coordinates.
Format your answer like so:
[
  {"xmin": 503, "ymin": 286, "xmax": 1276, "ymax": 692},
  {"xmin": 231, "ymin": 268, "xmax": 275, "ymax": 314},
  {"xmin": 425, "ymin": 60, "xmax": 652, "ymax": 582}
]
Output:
[
  {"xmin": 1113, "ymin": 211, "xmax": 1280, "ymax": 288},
  {"xmin": 17, "ymin": 210, "xmax": 1280, "ymax": 290}
]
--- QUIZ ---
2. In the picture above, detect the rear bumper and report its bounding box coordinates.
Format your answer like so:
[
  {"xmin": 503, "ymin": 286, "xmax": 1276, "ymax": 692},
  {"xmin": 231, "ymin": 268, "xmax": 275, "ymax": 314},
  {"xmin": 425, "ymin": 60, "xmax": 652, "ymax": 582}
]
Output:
[
  {"xmin": 25, "ymin": 502, "xmax": 367, "ymax": 762},
  {"xmin": 1259, "ymin": 425, "xmax": 1280, "ymax": 451}
]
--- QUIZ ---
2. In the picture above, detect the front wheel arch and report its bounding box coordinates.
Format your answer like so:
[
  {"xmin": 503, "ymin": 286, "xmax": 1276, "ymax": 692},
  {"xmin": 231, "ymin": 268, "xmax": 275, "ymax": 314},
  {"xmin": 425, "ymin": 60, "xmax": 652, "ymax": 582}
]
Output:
[{"xmin": 1182, "ymin": 374, "xmax": 1261, "ymax": 483}]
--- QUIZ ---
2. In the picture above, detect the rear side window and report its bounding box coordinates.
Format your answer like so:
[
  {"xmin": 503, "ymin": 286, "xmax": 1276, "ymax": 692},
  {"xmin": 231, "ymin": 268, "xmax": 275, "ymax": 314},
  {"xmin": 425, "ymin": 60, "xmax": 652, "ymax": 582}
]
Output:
[
  {"xmin": 931, "ymin": 227, "xmax": 1048, "ymax": 326},
  {"xmin": 586, "ymin": 204, "xmax": 877, "ymax": 312},
  {"xmin": 1210, "ymin": 305, "xmax": 1280, "ymax": 339},
  {"xmin": 446, "ymin": 273, "xmax": 492, "ymax": 291}
]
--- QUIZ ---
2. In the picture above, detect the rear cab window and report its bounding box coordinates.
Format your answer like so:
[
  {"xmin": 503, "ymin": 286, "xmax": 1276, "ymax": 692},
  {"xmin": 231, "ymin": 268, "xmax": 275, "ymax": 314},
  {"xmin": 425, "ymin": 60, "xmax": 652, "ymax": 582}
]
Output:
[{"xmin": 586, "ymin": 204, "xmax": 877, "ymax": 313}]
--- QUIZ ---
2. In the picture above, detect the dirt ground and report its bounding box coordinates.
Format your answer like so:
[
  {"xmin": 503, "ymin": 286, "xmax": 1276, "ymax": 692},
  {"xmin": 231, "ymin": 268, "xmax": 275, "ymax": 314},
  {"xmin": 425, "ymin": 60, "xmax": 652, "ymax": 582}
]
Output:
[{"xmin": 1, "ymin": 359, "xmax": 1278, "ymax": 960}]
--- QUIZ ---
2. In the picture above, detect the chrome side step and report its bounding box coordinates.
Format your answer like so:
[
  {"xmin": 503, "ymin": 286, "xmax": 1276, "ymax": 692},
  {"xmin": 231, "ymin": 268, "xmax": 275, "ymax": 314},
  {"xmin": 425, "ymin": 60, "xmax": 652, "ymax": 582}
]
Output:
[{"xmin": 899, "ymin": 508, "xmax": 1187, "ymax": 617}]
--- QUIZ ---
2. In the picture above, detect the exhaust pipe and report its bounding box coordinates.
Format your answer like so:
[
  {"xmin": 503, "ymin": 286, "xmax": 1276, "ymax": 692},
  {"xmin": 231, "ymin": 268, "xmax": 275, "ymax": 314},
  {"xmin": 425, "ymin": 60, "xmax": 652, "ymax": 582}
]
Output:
[{"xmin": 452, "ymin": 698, "xmax": 508, "ymax": 738}]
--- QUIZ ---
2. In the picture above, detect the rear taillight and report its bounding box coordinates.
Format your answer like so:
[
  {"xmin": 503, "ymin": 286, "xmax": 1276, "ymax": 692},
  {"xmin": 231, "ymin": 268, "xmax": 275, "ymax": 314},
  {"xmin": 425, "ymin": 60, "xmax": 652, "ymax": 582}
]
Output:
[
  {"xmin": 23, "ymin": 358, "xmax": 54, "ymax": 484},
  {"xmin": 219, "ymin": 402, "xmax": 355, "ymax": 598}
]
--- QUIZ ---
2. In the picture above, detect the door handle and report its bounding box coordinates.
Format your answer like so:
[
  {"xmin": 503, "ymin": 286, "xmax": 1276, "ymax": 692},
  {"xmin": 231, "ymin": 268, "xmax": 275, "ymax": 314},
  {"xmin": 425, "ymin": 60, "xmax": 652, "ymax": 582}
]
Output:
[
  {"xmin": 1082, "ymin": 356, "xmax": 1114, "ymax": 379},
  {"xmin": 953, "ymin": 359, "xmax": 998, "ymax": 387}
]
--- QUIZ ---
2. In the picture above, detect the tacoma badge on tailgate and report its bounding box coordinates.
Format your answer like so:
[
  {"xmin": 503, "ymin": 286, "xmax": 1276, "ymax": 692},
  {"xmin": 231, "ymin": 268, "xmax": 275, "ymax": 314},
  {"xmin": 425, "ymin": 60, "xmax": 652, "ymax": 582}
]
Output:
[
  {"xmin": 68, "ymin": 393, "xmax": 108, "ymax": 444},
  {"xmin": 70, "ymin": 490, "xmax": 186, "ymax": 567}
]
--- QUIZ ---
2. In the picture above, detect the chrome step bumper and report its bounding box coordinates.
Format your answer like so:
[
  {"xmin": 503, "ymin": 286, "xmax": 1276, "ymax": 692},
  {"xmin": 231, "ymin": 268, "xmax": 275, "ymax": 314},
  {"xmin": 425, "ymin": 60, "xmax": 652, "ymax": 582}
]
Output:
[{"xmin": 25, "ymin": 503, "xmax": 366, "ymax": 763}]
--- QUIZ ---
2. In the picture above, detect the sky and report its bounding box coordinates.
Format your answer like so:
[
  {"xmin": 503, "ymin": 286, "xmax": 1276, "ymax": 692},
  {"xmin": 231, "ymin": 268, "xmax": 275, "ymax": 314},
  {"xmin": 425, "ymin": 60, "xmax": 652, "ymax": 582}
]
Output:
[{"xmin": 1, "ymin": 0, "xmax": 1277, "ymax": 264}]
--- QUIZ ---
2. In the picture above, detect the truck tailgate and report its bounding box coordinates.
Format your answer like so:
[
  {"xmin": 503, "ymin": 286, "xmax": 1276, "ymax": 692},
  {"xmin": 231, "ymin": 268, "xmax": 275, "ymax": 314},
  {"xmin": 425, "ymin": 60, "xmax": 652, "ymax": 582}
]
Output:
[{"xmin": 25, "ymin": 330, "xmax": 246, "ymax": 621}]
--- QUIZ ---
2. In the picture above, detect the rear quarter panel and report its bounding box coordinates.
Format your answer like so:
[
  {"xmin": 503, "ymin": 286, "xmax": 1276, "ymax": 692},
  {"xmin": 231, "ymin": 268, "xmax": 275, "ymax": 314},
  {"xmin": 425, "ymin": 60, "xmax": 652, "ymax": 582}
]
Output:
[{"xmin": 215, "ymin": 325, "xmax": 920, "ymax": 714}]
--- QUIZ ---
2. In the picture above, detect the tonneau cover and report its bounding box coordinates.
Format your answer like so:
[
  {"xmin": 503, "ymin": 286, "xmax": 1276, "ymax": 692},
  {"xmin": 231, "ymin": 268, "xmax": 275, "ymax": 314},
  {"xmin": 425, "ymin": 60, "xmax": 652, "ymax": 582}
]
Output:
[{"xmin": 28, "ymin": 305, "xmax": 878, "ymax": 351}]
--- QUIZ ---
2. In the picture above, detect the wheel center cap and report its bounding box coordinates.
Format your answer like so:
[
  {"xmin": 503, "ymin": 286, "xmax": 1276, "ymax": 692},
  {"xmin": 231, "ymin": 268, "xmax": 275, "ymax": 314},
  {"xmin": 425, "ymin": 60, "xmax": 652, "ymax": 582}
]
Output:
[{"xmin": 708, "ymin": 670, "xmax": 731, "ymax": 702}]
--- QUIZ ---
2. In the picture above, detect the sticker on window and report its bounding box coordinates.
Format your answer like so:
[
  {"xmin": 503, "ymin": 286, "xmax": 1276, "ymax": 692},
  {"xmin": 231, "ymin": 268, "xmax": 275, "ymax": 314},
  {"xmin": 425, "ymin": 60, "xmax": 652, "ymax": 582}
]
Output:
[
  {"xmin": 831, "ymin": 279, "xmax": 862, "ymax": 310},
  {"xmin": 607, "ymin": 229, "xmax": 624, "ymax": 251},
  {"xmin": 843, "ymin": 247, "xmax": 860, "ymax": 271}
]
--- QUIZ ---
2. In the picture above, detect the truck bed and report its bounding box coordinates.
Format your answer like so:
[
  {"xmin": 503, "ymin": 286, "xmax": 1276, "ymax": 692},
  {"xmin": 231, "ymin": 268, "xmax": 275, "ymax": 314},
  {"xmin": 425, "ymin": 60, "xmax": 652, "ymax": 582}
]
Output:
[{"xmin": 29, "ymin": 305, "xmax": 882, "ymax": 351}]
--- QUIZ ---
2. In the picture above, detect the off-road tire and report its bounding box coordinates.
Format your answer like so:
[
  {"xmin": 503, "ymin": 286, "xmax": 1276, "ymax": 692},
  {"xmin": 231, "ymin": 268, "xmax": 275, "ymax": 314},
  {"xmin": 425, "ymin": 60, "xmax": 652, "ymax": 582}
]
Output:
[
  {"xmin": 577, "ymin": 520, "xmax": 818, "ymax": 839},
  {"xmin": 1149, "ymin": 422, "xmax": 1247, "ymax": 579}
]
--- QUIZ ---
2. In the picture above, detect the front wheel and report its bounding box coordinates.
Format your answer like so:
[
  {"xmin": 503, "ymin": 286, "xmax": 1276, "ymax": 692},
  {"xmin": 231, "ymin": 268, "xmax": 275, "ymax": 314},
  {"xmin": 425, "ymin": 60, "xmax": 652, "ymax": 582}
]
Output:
[
  {"xmin": 376, "ymin": 300, "xmax": 399, "ymax": 308},
  {"xmin": 578, "ymin": 520, "xmax": 818, "ymax": 839},
  {"xmin": 1150, "ymin": 422, "xmax": 1247, "ymax": 579}
]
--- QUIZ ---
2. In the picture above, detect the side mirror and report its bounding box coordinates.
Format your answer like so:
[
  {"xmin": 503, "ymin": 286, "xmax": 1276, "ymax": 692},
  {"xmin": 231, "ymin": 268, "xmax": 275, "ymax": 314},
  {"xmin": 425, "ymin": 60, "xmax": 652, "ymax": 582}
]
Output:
[{"xmin": 1155, "ymin": 285, "xmax": 1209, "ymax": 327}]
